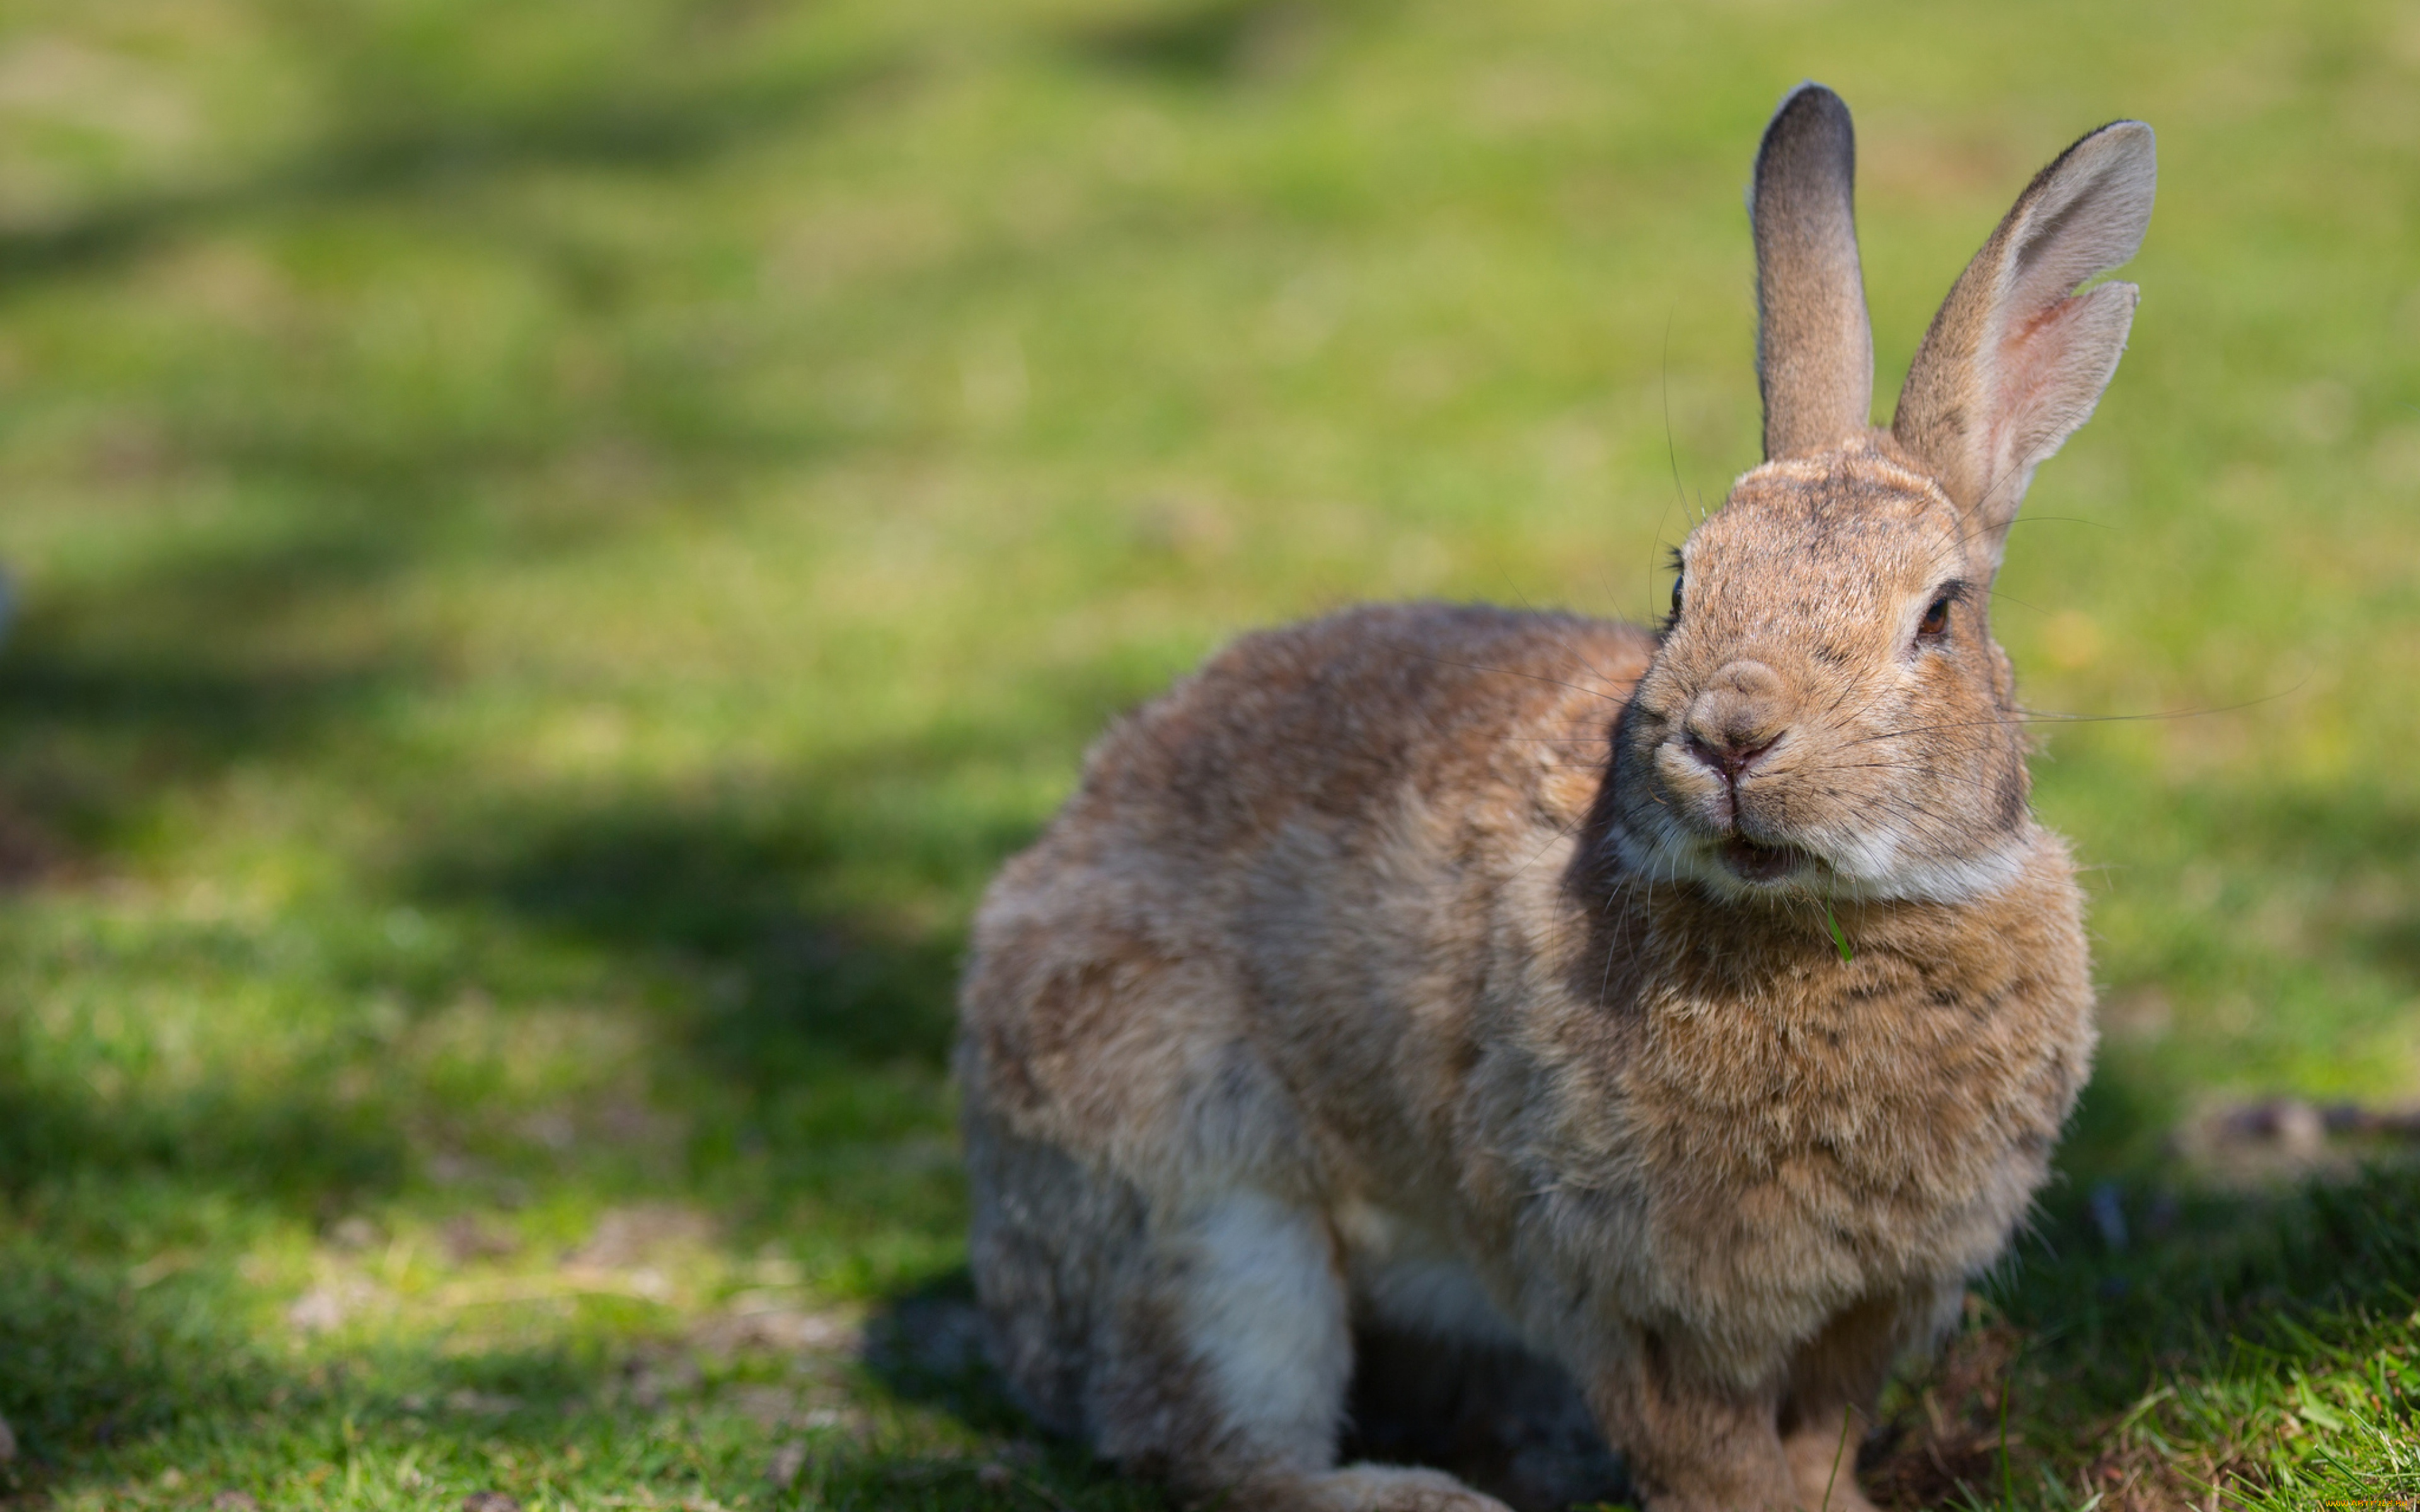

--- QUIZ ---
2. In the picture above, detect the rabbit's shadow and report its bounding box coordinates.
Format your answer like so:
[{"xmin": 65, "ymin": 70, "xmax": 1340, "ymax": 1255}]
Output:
[{"xmin": 1340, "ymin": 1325, "xmax": 1633, "ymax": 1511}]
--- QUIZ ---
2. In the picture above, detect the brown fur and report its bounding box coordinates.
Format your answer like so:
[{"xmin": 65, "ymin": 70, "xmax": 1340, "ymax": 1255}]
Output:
[{"xmin": 957, "ymin": 87, "xmax": 2153, "ymax": 1511}]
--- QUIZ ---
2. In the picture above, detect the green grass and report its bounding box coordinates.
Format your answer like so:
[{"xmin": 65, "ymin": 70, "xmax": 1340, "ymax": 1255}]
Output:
[{"xmin": 0, "ymin": 0, "xmax": 2416, "ymax": 1507}]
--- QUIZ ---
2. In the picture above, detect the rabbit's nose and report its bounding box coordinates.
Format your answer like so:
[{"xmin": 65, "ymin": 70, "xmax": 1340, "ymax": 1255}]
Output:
[{"xmin": 1683, "ymin": 661, "xmax": 1787, "ymax": 779}]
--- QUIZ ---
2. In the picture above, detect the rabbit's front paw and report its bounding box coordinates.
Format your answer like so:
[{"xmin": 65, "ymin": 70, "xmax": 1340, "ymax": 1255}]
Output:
[{"xmin": 1783, "ymin": 1410, "xmax": 1881, "ymax": 1512}]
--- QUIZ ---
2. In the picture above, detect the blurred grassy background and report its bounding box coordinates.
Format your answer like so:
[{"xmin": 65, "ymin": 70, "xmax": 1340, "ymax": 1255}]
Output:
[{"xmin": 0, "ymin": 0, "xmax": 2416, "ymax": 1508}]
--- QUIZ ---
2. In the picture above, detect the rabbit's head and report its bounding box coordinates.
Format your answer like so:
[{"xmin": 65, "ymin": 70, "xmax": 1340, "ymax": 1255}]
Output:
[{"xmin": 1605, "ymin": 86, "xmax": 2155, "ymax": 905}]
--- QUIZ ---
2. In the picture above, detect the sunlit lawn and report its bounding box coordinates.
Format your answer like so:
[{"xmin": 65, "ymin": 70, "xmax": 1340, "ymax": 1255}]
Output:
[{"xmin": 1, "ymin": 0, "xmax": 2417, "ymax": 1507}]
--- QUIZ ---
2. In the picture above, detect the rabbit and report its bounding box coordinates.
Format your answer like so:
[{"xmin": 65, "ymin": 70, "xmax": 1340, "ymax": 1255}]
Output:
[{"xmin": 957, "ymin": 81, "xmax": 2152, "ymax": 1512}]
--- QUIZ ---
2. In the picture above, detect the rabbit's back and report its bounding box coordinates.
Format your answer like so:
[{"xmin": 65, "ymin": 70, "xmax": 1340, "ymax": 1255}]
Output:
[{"xmin": 959, "ymin": 602, "xmax": 1654, "ymax": 1205}]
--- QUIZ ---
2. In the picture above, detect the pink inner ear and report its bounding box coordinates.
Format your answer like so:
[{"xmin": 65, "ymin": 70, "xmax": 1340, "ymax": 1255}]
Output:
[{"xmin": 1986, "ymin": 292, "xmax": 2099, "ymax": 485}]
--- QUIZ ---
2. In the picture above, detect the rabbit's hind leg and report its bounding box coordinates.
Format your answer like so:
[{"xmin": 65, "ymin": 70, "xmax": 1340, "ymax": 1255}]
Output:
[
  {"xmin": 964, "ymin": 1106, "xmax": 1146, "ymax": 1440},
  {"xmin": 1139, "ymin": 1189, "xmax": 1512, "ymax": 1511},
  {"xmin": 970, "ymin": 1130, "xmax": 1506, "ymax": 1510},
  {"xmin": 1076, "ymin": 1188, "xmax": 1490, "ymax": 1509}
]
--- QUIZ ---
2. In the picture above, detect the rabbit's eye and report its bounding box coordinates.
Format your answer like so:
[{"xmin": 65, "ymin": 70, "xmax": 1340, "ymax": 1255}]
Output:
[
  {"xmin": 1669, "ymin": 575, "xmax": 1685, "ymax": 619},
  {"xmin": 1918, "ymin": 595, "xmax": 1952, "ymax": 637}
]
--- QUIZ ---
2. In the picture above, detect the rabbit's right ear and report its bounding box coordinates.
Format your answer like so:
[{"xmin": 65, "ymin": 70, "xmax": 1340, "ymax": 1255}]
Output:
[
  {"xmin": 1753, "ymin": 83, "xmax": 1875, "ymax": 462},
  {"xmin": 1892, "ymin": 120, "xmax": 2156, "ymax": 561}
]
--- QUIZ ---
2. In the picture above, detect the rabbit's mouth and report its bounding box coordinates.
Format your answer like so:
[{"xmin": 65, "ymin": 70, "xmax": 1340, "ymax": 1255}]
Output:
[{"xmin": 1719, "ymin": 835, "xmax": 1807, "ymax": 884}]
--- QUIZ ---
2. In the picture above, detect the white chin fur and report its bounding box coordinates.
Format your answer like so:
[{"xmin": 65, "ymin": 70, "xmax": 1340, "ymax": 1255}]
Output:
[{"xmin": 1606, "ymin": 812, "xmax": 2032, "ymax": 907}]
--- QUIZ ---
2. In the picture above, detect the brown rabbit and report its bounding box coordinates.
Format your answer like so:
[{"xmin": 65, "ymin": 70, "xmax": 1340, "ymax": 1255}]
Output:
[{"xmin": 957, "ymin": 83, "xmax": 2153, "ymax": 1512}]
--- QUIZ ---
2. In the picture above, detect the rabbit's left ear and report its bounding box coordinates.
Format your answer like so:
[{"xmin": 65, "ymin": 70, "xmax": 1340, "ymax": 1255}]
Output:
[
  {"xmin": 1893, "ymin": 120, "xmax": 2156, "ymax": 561},
  {"xmin": 1752, "ymin": 83, "xmax": 1875, "ymax": 461}
]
